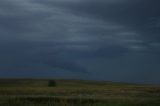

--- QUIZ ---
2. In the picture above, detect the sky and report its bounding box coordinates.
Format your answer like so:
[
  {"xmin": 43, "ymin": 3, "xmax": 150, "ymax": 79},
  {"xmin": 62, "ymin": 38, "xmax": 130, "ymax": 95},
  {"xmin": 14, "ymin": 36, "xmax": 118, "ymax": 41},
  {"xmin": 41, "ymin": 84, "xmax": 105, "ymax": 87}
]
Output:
[{"xmin": 0, "ymin": 0, "xmax": 160, "ymax": 84}]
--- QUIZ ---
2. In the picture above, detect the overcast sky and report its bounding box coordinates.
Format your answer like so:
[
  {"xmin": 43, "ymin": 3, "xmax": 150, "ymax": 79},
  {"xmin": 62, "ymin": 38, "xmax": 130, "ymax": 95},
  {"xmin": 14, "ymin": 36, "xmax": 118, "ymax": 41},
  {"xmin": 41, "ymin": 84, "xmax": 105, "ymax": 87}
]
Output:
[{"xmin": 0, "ymin": 0, "xmax": 160, "ymax": 84}]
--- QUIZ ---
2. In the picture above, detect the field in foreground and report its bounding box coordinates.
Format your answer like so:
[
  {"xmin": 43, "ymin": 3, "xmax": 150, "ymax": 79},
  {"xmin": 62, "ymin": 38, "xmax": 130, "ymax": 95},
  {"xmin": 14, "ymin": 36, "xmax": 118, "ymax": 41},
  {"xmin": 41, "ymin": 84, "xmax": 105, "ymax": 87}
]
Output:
[{"xmin": 0, "ymin": 79, "xmax": 160, "ymax": 106}]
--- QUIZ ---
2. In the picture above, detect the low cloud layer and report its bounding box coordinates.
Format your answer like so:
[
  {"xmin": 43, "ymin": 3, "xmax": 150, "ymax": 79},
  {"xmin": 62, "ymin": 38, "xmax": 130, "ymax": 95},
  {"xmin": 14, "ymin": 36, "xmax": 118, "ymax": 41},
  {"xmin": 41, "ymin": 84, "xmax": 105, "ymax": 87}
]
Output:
[{"xmin": 0, "ymin": 0, "xmax": 160, "ymax": 84}]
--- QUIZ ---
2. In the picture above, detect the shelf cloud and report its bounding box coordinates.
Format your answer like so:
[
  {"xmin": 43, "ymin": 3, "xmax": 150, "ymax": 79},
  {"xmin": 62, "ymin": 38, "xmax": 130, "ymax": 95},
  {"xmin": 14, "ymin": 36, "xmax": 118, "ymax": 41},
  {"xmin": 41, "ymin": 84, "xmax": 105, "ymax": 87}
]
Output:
[{"xmin": 0, "ymin": 0, "xmax": 160, "ymax": 84}]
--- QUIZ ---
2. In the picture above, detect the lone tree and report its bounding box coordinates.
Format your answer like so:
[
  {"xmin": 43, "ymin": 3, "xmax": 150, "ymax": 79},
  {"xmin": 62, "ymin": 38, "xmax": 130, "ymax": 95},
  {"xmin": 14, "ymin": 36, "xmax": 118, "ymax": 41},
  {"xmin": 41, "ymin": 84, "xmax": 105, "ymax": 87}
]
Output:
[{"xmin": 48, "ymin": 80, "xmax": 56, "ymax": 87}]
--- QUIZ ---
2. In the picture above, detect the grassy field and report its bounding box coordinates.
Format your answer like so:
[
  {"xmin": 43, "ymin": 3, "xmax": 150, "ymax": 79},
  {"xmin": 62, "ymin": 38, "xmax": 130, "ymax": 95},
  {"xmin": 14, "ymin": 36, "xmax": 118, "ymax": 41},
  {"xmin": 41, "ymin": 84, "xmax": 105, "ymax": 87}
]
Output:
[{"xmin": 0, "ymin": 79, "xmax": 160, "ymax": 106}]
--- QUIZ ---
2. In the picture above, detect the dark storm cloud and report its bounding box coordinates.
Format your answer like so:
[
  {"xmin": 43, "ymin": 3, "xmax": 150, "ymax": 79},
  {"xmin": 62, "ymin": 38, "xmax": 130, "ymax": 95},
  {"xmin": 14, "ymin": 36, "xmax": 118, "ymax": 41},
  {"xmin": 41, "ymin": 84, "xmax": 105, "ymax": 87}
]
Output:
[
  {"xmin": 64, "ymin": 0, "xmax": 160, "ymax": 42},
  {"xmin": 0, "ymin": 0, "xmax": 160, "ymax": 83}
]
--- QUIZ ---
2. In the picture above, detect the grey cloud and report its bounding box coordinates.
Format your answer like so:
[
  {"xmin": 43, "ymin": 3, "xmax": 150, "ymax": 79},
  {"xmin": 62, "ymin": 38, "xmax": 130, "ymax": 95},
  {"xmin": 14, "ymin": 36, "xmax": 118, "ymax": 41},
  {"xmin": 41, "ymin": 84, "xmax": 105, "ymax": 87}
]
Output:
[
  {"xmin": 0, "ymin": 0, "xmax": 160, "ymax": 84},
  {"xmin": 61, "ymin": 0, "xmax": 160, "ymax": 39}
]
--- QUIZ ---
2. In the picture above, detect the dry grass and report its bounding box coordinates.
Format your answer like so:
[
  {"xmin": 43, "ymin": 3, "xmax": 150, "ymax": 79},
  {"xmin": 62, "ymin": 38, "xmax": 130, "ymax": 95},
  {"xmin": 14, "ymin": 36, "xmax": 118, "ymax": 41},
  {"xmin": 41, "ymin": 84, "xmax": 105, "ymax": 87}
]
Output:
[{"xmin": 0, "ymin": 79, "xmax": 160, "ymax": 106}]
